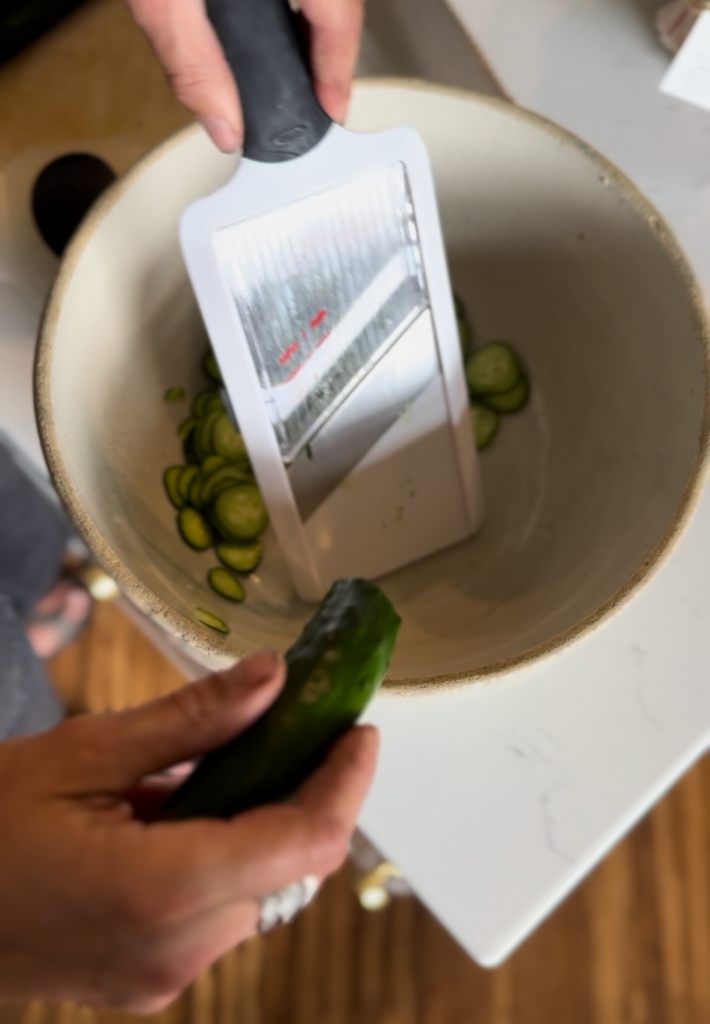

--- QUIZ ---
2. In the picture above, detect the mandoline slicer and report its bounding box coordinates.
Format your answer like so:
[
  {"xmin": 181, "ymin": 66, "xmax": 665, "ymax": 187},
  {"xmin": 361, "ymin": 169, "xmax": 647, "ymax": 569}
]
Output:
[{"xmin": 181, "ymin": 0, "xmax": 483, "ymax": 602}]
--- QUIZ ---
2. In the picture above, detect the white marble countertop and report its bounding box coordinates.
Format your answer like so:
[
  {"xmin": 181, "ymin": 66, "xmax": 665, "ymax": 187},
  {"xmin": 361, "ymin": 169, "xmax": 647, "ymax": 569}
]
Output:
[
  {"xmin": 446, "ymin": 0, "xmax": 710, "ymax": 303},
  {"xmin": 3, "ymin": 0, "xmax": 710, "ymax": 969},
  {"xmin": 359, "ymin": 0, "xmax": 710, "ymax": 965}
]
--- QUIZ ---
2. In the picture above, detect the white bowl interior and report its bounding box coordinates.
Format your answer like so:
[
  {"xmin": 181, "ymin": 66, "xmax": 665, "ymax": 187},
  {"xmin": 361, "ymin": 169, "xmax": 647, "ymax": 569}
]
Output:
[{"xmin": 39, "ymin": 83, "xmax": 708, "ymax": 686}]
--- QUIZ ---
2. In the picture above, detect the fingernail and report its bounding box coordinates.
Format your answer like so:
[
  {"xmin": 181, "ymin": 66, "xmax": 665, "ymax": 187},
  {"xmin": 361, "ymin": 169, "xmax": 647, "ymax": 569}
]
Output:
[{"xmin": 201, "ymin": 117, "xmax": 241, "ymax": 153}]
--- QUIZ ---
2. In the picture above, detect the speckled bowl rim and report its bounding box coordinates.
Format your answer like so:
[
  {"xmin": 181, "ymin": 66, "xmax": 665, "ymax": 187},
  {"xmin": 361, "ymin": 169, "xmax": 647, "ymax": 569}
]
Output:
[{"xmin": 35, "ymin": 79, "xmax": 710, "ymax": 695}]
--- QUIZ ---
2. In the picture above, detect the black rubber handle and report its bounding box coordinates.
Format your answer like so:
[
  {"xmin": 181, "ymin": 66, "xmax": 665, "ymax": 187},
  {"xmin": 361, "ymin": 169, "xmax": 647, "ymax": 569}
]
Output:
[{"xmin": 205, "ymin": 0, "xmax": 332, "ymax": 162}]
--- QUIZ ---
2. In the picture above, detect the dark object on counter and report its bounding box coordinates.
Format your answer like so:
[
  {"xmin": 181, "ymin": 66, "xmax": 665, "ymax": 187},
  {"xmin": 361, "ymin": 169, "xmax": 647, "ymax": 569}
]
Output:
[
  {"xmin": 32, "ymin": 153, "xmax": 116, "ymax": 256},
  {"xmin": 0, "ymin": 0, "xmax": 88, "ymax": 65},
  {"xmin": 166, "ymin": 577, "xmax": 401, "ymax": 819}
]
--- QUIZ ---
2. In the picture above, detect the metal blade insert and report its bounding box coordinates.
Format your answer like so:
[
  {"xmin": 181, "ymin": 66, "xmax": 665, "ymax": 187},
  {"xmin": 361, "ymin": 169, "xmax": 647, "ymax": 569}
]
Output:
[{"xmin": 212, "ymin": 161, "xmax": 428, "ymax": 465}]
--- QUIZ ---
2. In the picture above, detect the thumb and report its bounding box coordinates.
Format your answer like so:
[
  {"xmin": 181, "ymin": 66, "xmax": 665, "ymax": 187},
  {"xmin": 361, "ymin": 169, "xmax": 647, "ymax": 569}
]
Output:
[
  {"xmin": 126, "ymin": 0, "xmax": 243, "ymax": 152},
  {"xmin": 51, "ymin": 650, "xmax": 285, "ymax": 794}
]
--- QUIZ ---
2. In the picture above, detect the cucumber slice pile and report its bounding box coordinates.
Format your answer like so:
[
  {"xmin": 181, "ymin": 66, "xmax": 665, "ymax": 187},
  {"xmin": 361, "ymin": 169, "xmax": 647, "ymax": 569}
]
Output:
[
  {"xmin": 162, "ymin": 350, "xmax": 270, "ymax": 629},
  {"xmin": 456, "ymin": 296, "xmax": 531, "ymax": 450}
]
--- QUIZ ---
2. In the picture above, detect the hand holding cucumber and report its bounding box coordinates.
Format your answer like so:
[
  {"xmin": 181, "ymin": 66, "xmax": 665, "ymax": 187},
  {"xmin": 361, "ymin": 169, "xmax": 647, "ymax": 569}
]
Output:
[{"xmin": 0, "ymin": 651, "xmax": 379, "ymax": 1009}]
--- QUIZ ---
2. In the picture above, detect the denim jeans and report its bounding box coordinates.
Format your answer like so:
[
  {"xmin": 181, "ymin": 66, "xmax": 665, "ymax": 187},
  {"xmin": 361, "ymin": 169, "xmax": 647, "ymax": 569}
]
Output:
[{"xmin": 0, "ymin": 441, "xmax": 69, "ymax": 739}]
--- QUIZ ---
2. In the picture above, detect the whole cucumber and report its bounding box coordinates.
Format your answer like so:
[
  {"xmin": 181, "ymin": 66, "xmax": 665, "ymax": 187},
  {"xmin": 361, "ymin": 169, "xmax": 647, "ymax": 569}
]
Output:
[{"xmin": 166, "ymin": 578, "xmax": 401, "ymax": 819}]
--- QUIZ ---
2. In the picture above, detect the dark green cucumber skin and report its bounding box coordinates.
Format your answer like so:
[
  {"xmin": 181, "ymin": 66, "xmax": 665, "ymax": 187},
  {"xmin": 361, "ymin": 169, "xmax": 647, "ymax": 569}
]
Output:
[{"xmin": 166, "ymin": 578, "xmax": 401, "ymax": 820}]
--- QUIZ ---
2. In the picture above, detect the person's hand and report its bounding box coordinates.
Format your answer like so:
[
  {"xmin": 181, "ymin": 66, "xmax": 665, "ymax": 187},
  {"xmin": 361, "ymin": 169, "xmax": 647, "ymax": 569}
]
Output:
[
  {"xmin": 125, "ymin": 0, "xmax": 364, "ymax": 152},
  {"xmin": 0, "ymin": 650, "xmax": 379, "ymax": 1010}
]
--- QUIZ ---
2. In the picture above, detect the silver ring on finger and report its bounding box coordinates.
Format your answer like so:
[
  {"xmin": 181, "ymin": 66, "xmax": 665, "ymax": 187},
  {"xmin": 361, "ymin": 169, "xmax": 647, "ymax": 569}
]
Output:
[{"xmin": 258, "ymin": 875, "xmax": 320, "ymax": 934}]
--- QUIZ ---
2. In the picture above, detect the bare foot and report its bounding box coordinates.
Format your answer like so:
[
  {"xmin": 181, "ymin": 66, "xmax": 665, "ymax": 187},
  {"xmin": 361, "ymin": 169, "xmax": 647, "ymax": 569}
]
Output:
[{"xmin": 26, "ymin": 578, "xmax": 93, "ymax": 660}]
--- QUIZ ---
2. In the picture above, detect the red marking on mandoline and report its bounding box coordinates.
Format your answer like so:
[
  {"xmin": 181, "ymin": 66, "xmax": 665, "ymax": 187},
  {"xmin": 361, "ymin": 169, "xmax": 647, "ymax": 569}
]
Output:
[
  {"xmin": 279, "ymin": 342, "xmax": 299, "ymax": 365},
  {"xmin": 310, "ymin": 309, "xmax": 328, "ymax": 329}
]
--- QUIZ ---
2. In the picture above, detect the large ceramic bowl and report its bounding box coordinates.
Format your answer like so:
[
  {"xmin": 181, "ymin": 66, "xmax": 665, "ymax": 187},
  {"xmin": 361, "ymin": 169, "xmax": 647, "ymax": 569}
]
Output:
[{"xmin": 36, "ymin": 81, "xmax": 710, "ymax": 692}]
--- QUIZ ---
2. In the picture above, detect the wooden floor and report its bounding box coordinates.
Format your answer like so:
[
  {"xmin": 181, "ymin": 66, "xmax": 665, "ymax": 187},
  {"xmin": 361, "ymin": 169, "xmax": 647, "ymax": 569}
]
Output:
[{"xmin": 3, "ymin": 601, "xmax": 710, "ymax": 1024}]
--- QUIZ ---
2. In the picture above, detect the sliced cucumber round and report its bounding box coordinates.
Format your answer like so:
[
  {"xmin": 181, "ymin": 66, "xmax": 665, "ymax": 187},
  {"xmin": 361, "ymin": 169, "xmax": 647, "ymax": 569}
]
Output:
[
  {"xmin": 178, "ymin": 507, "xmax": 214, "ymax": 550},
  {"xmin": 203, "ymin": 350, "xmax": 223, "ymax": 384},
  {"xmin": 194, "ymin": 407, "xmax": 223, "ymax": 461},
  {"xmin": 192, "ymin": 389, "xmax": 220, "ymax": 418},
  {"xmin": 196, "ymin": 607, "xmax": 230, "ymax": 634},
  {"xmin": 177, "ymin": 465, "xmax": 200, "ymax": 504},
  {"xmin": 466, "ymin": 342, "xmax": 520, "ymax": 396},
  {"xmin": 486, "ymin": 373, "xmax": 529, "ymax": 414},
  {"xmin": 201, "ymin": 454, "xmax": 227, "ymax": 476},
  {"xmin": 188, "ymin": 471, "xmax": 205, "ymax": 509},
  {"xmin": 211, "ymin": 484, "xmax": 268, "ymax": 542},
  {"xmin": 164, "ymin": 386, "xmax": 185, "ymax": 403},
  {"xmin": 208, "ymin": 566, "xmax": 245, "ymax": 602},
  {"xmin": 470, "ymin": 401, "xmax": 500, "ymax": 451},
  {"xmin": 177, "ymin": 415, "xmax": 197, "ymax": 443},
  {"xmin": 217, "ymin": 541, "xmax": 262, "ymax": 574},
  {"xmin": 204, "ymin": 392, "xmax": 224, "ymax": 415},
  {"xmin": 163, "ymin": 466, "xmax": 185, "ymax": 510},
  {"xmin": 184, "ymin": 438, "xmax": 200, "ymax": 465},
  {"xmin": 212, "ymin": 413, "xmax": 248, "ymax": 462},
  {"xmin": 201, "ymin": 463, "xmax": 255, "ymax": 506},
  {"xmin": 208, "ymin": 476, "xmax": 254, "ymax": 506}
]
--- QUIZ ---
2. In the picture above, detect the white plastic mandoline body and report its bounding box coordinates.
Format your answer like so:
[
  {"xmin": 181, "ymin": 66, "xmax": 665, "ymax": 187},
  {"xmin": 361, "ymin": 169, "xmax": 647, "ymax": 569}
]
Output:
[{"xmin": 181, "ymin": 122, "xmax": 482, "ymax": 602}]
